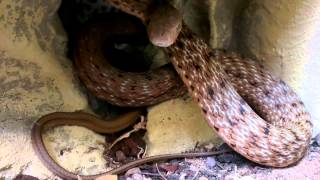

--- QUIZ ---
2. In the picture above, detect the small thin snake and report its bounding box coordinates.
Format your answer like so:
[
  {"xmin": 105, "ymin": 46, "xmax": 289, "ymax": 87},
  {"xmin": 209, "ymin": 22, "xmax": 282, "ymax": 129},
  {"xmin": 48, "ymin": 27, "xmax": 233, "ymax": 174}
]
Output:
[
  {"xmin": 32, "ymin": 111, "xmax": 230, "ymax": 179},
  {"xmin": 31, "ymin": 0, "xmax": 312, "ymax": 179}
]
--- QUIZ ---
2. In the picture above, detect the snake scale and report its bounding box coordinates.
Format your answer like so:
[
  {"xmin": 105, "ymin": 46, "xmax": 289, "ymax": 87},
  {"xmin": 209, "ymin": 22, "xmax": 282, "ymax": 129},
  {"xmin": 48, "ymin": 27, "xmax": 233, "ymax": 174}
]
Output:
[{"xmin": 31, "ymin": 0, "xmax": 312, "ymax": 179}]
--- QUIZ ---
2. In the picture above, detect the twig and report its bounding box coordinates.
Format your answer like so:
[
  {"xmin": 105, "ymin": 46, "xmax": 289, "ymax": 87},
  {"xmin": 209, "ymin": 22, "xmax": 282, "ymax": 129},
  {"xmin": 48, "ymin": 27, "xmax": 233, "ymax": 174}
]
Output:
[
  {"xmin": 191, "ymin": 170, "xmax": 199, "ymax": 180},
  {"xmin": 140, "ymin": 172, "xmax": 163, "ymax": 176},
  {"xmin": 143, "ymin": 145, "xmax": 148, "ymax": 157},
  {"xmin": 156, "ymin": 163, "xmax": 167, "ymax": 180},
  {"xmin": 137, "ymin": 146, "xmax": 145, "ymax": 159},
  {"xmin": 108, "ymin": 116, "xmax": 146, "ymax": 150}
]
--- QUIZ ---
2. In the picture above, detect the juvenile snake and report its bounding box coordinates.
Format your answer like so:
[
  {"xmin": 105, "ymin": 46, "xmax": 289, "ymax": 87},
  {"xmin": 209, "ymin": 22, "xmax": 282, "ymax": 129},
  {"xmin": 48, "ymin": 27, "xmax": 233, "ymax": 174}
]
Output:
[
  {"xmin": 32, "ymin": 111, "xmax": 228, "ymax": 179},
  {"xmin": 32, "ymin": 111, "xmax": 230, "ymax": 179},
  {"xmin": 31, "ymin": 0, "xmax": 312, "ymax": 179}
]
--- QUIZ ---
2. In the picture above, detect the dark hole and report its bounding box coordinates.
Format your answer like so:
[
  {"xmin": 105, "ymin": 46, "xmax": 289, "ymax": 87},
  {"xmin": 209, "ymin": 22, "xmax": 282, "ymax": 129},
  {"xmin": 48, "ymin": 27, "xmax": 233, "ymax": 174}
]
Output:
[{"xmin": 58, "ymin": 0, "xmax": 155, "ymax": 72}]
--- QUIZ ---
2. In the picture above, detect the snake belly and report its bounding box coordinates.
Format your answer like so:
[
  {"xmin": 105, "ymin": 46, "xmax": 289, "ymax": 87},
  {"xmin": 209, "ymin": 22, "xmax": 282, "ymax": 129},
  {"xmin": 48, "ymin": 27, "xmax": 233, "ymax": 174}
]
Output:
[{"xmin": 103, "ymin": 0, "xmax": 312, "ymax": 167}]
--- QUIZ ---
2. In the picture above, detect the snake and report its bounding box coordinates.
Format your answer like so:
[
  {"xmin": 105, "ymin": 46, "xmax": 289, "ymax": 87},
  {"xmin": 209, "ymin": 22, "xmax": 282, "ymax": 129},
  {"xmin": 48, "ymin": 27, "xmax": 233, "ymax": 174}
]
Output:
[
  {"xmin": 73, "ymin": 13, "xmax": 186, "ymax": 107},
  {"xmin": 32, "ymin": 110, "xmax": 230, "ymax": 179},
  {"xmin": 32, "ymin": 111, "xmax": 228, "ymax": 179},
  {"xmin": 31, "ymin": 0, "xmax": 312, "ymax": 179}
]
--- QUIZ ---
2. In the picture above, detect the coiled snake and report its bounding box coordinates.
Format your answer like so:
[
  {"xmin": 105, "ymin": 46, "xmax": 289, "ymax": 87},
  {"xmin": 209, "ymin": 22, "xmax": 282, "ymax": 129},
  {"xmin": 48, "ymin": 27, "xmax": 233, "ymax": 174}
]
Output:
[
  {"xmin": 82, "ymin": 0, "xmax": 312, "ymax": 166},
  {"xmin": 31, "ymin": 0, "xmax": 312, "ymax": 179}
]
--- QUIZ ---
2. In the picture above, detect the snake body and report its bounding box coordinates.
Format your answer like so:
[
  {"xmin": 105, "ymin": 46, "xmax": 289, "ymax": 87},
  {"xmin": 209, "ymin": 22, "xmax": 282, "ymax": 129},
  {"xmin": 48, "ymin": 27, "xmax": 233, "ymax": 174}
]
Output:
[
  {"xmin": 165, "ymin": 26, "xmax": 312, "ymax": 167},
  {"xmin": 31, "ymin": 0, "xmax": 312, "ymax": 179},
  {"xmin": 32, "ymin": 111, "xmax": 229, "ymax": 179},
  {"xmin": 74, "ymin": 13, "xmax": 186, "ymax": 107},
  {"xmin": 32, "ymin": 111, "xmax": 227, "ymax": 179},
  {"xmin": 101, "ymin": 0, "xmax": 312, "ymax": 167}
]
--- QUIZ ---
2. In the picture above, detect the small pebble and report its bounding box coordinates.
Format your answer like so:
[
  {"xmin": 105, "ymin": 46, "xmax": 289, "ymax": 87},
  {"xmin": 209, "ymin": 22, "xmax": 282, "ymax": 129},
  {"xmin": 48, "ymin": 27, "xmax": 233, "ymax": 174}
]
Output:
[
  {"xmin": 315, "ymin": 133, "xmax": 320, "ymax": 146},
  {"xmin": 125, "ymin": 167, "xmax": 141, "ymax": 176},
  {"xmin": 159, "ymin": 163, "xmax": 178, "ymax": 172},
  {"xmin": 198, "ymin": 176, "xmax": 209, "ymax": 180},
  {"xmin": 205, "ymin": 157, "xmax": 216, "ymax": 168},
  {"xmin": 116, "ymin": 150, "xmax": 126, "ymax": 162},
  {"xmin": 131, "ymin": 173, "xmax": 143, "ymax": 180},
  {"xmin": 178, "ymin": 172, "xmax": 187, "ymax": 180},
  {"xmin": 204, "ymin": 143, "xmax": 215, "ymax": 150}
]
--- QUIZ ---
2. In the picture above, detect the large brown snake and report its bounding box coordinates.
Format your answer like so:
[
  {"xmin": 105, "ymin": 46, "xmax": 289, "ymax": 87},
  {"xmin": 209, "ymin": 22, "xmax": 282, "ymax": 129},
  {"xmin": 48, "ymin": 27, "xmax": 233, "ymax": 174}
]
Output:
[
  {"xmin": 73, "ymin": 13, "xmax": 186, "ymax": 107},
  {"xmin": 79, "ymin": 0, "xmax": 312, "ymax": 166},
  {"xmin": 31, "ymin": 0, "xmax": 312, "ymax": 179}
]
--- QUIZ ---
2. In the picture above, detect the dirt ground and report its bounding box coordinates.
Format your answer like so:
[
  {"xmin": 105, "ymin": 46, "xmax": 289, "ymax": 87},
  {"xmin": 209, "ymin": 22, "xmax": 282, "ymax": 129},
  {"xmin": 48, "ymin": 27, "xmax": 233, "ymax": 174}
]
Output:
[
  {"xmin": 115, "ymin": 135, "xmax": 320, "ymax": 180},
  {"xmin": 14, "ymin": 131, "xmax": 320, "ymax": 180}
]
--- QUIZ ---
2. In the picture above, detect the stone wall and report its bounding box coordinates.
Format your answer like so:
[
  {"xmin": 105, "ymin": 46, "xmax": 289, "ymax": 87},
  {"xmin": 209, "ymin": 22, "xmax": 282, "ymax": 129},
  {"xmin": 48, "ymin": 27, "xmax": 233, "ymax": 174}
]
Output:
[{"xmin": 0, "ymin": 0, "xmax": 88, "ymax": 179}]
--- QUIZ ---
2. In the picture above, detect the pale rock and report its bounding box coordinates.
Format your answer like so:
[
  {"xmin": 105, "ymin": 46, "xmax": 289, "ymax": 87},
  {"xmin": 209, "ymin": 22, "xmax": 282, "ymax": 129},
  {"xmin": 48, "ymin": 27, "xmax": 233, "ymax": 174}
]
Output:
[
  {"xmin": 145, "ymin": 97, "xmax": 222, "ymax": 156},
  {"xmin": 0, "ymin": 0, "xmax": 88, "ymax": 179},
  {"xmin": 42, "ymin": 126, "xmax": 109, "ymax": 176}
]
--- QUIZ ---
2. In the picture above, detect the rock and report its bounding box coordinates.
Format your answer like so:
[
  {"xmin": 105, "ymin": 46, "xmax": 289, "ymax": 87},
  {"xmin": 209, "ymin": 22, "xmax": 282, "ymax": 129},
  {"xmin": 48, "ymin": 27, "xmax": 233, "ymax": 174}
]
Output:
[
  {"xmin": 314, "ymin": 133, "xmax": 320, "ymax": 146},
  {"xmin": 115, "ymin": 150, "xmax": 127, "ymax": 162},
  {"xmin": 131, "ymin": 173, "xmax": 143, "ymax": 180},
  {"xmin": 0, "ymin": 0, "xmax": 88, "ymax": 179},
  {"xmin": 198, "ymin": 176, "xmax": 209, "ymax": 180},
  {"xmin": 125, "ymin": 168, "xmax": 142, "ymax": 176},
  {"xmin": 145, "ymin": 97, "xmax": 222, "ymax": 156},
  {"xmin": 178, "ymin": 172, "xmax": 187, "ymax": 180},
  {"xmin": 205, "ymin": 157, "xmax": 216, "ymax": 168},
  {"xmin": 159, "ymin": 163, "xmax": 179, "ymax": 173},
  {"xmin": 42, "ymin": 126, "xmax": 109, "ymax": 176}
]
